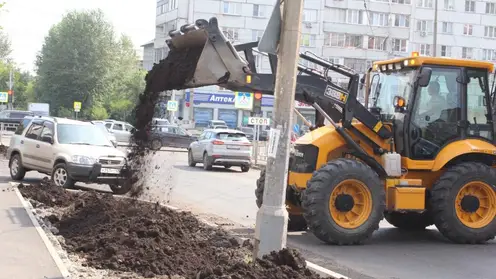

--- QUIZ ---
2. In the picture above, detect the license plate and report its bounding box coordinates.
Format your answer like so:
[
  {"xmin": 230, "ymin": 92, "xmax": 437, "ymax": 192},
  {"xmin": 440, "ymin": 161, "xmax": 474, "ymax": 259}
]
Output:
[
  {"xmin": 226, "ymin": 145, "xmax": 240, "ymax": 150},
  {"xmin": 101, "ymin": 168, "xmax": 120, "ymax": 174}
]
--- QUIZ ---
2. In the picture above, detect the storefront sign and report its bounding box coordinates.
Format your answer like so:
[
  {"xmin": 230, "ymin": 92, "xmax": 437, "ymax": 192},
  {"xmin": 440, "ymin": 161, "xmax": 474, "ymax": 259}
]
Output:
[{"xmin": 193, "ymin": 93, "xmax": 235, "ymax": 104}]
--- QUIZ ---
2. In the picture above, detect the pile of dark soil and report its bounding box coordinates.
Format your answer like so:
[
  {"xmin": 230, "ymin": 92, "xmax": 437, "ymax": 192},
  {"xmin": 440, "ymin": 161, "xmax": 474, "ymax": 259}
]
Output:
[
  {"xmin": 20, "ymin": 183, "xmax": 333, "ymax": 279},
  {"xmin": 18, "ymin": 178, "xmax": 80, "ymax": 207},
  {"xmin": 124, "ymin": 46, "xmax": 202, "ymax": 197}
]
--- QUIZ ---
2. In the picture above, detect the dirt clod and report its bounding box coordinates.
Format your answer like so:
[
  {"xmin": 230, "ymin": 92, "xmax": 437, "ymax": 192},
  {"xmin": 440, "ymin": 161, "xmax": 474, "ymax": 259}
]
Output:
[
  {"xmin": 125, "ymin": 46, "xmax": 203, "ymax": 198},
  {"xmin": 20, "ymin": 183, "xmax": 333, "ymax": 279}
]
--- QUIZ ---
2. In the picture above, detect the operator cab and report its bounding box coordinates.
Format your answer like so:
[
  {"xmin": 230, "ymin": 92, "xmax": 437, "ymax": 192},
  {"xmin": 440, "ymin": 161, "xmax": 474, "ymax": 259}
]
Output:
[{"xmin": 367, "ymin": 52, "xmax": 495, "ymax": 161}]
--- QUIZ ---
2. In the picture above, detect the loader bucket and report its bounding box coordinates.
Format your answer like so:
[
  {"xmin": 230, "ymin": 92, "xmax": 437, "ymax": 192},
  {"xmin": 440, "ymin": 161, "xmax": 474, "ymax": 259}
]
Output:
[{"xmin": 146, "ymin": 17, "xmax": 250, "ymax": 93}]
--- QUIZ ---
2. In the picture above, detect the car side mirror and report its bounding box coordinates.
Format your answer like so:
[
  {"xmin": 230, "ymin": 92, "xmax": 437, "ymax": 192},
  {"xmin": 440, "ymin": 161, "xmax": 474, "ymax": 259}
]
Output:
[
  {"xmin": 417, "ymin": 67, "xmax": 432, "ymax": 87},
  {"xmin": 42, "ymin": 136, "xmax": 53, "ymax": 144}
]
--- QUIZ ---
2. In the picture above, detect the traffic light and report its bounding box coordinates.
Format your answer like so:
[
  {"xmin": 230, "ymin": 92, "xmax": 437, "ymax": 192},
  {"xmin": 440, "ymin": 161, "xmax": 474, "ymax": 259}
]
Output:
[
  {"xmin": 8, "ymin": 90, "xmax": 13, "ymax": 103},
  {"xmin": 253, "ymin": 92, "xmax": 262, "ymax": 115}
]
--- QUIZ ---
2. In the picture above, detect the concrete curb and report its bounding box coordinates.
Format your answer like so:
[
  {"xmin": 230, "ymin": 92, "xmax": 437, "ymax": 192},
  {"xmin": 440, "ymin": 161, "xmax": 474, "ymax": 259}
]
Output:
[
  {"xmin": 13, "ymin": 186, "xmax": 71, "ymax": 279},
  {"xmin": 251, "ymin": 164, "xmax": 266, "ymax": 170}
]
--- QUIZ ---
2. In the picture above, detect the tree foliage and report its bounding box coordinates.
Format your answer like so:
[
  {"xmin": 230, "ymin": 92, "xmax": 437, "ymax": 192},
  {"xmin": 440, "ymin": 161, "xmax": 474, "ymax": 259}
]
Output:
[
  {"xmin": 34, "ymin": 9, "xmax": 145, "ymax": 119},
  {"xmin": 0, "ymin": 61, "xmax": 35, "ymax": 109}
]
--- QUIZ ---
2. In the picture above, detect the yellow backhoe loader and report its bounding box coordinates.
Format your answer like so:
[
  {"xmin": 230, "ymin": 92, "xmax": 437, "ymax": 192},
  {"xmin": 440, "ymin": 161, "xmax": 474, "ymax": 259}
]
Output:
[{"xmin": 149, "ymin": 17, "xmax": 496, "ymax": 245}]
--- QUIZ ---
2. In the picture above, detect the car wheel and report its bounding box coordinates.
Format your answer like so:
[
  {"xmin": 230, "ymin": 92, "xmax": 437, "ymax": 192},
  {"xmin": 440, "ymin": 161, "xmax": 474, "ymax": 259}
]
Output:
[
  {"xmin": 51, "ymin": 163, "xmax": 75, "ymax": 189},
  {"xmin": 188, "ymin": 150, "xmax": 196, "ymax": 167},
  {"xmin": 224, "ymin": 165, "xmax": 231, "ymax": 169},
  {"xmin": 9, "ymin": 154, "xmax": 26, "ymax": 180},
  {"xmin": 109, "ymin": 183, "xmax": 132, "ymax": 195},
  {"xmin": 150, "ymin": 139, "xmax": 162, "ymax": 150},
  {"xmin": 203, "ymin": 153, "xmax": 213, "ymax": 170},
  {"xmin": 241, "ymin": 165, "xmax": 250, "ymax": 172}
]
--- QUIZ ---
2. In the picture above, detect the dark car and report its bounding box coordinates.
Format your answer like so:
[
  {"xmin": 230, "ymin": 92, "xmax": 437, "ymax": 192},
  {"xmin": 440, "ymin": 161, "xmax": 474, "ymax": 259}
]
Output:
[
  {"xmin": 239, "ymin": 127, "xmax": 254, "ymax": 140},
  {"xmin": 149, "ymin": 125, "xmax": 197, "ymax": 150},
  {"xmin": 0, "ymin": 110, "xmax": 35, "ymax": 132}
]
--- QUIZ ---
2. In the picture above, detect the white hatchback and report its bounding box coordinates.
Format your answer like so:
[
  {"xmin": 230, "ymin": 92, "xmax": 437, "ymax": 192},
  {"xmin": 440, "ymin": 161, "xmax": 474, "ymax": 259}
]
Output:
[{"xmin": 187, "ymin": 129, "xmax": 252, "ymax": 172}]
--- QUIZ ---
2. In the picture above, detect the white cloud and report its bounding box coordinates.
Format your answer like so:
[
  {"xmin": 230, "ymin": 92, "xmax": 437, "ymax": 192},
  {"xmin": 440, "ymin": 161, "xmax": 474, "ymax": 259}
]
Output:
[{"xmin": 0, "ymin": 0, "xmax": 156, "ymax": 73}]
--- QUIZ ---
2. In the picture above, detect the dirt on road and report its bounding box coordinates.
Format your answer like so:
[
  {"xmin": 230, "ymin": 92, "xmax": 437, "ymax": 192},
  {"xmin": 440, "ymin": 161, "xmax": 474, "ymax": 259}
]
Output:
[
  {"xmin": 20, "ymin": 182, "xmax": 333, "ymax": 279},
  {"xmin": 125, "ymin": 46, "xmax": 203, "ymax": 198}
]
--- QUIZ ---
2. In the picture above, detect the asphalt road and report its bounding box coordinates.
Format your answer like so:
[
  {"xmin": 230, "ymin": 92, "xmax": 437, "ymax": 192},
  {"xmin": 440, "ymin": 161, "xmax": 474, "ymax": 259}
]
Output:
[{"xmin": 4, "ymin": 150, "xmax": 495, "ymax": 279}]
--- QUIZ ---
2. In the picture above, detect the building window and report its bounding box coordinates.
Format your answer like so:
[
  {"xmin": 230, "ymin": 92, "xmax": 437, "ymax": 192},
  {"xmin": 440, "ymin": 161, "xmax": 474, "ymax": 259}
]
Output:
[
  {"xmin": 444, "ymin": 0, "xmax": 455, "ymax": 10},
  {"xmin": 329, "ymin": 8, "xmax": 347, "ymax": 23},
  {"xmin": 168, "ymin": 0, "xmax": 178, "ymax": 11},
  {"xmin": 440, "ymin": 45, "xmax": 452, "ymax": 57},
  {"xmin": 392, "ymin": 39, "xmax": 408, "ymax": 52},
  {"xmin": 484, "ymin": 26, "xmax": 496, "ymax": 38},
  {"xmin": 223, "ymin": 2, "xmax": 241, "ymax": 15},
  {"xmin": 368, "ymin": 36, "xmax": 387, "ymax": 50},
  {"xmin": 392, "ymin": 0, "xmax": 412, "ymax": 4},
  {"xmin": 462, "ymin": 47, "xmax": 473, "ymax": 59},
  {"xmin": 344, "ymin": 58, "xmax": 368, "ymax": 73},
  {"xmin": 392, "ymin": 14, "xmax": 410, "ymax": 27},
  {"xmin": 419, "ymin": 44, "xmax": 431, "ymax": 55},
  {"xmin": 252, "ymin": 30, "xmax": 264, "ymax": 42},
  {"xmin": 301, "ymin": 34, "xmax": 316, "ymax": 47},
  {"xmin": 325, "ymin": 33, "xmax": 363, "ymax": 48},
  {"xmin": 487, "ymin": 2, "xmax": 496, "ymax": 14},
  {"xmin": 221, "ymin": 27, "xmax": 239, "ymax": 41},
  {"xmin": 370, "ymin": 12, "xmax": 389, "ymax": 26},
  {"xmin": 327, "ymin": 57, "xmax": 344, "ymax": 65},
  {"xmin": 465, "ymin": 0, "xmax": 475, "ymax": 12},
  {"xmin": 302, "ymin": 9, "xmax": 318, "ymax": 22},
  {"xmin": 417, "ymin": 0, "xmax": 433, "ymax": 8},
  {"xmin": 441, "ymin": 22, "xmax": 453, "ymax": 34},
  {"xmin": 253, "ymin": 4, "xmax": 265, "ymax": 17},
  {"xmin": 463, "ymin": 24, "xmax": 473, "ymax": 35},
  {"xmin": 347, "ymin": 10, "xmax": 363, "ymax": 24},
  {"xmin": 482, "ymin": 49, "xmax": 496, "ymax": 60},
  {"xmin": 417, "ymin": 20, "xmax": 433, "ymax": 32}
]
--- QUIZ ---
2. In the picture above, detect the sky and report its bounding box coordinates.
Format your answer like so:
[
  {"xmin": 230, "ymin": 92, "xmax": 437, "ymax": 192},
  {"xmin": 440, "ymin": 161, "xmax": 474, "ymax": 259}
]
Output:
[{"xmin": 0, "ymin": 0, "xmax": 156, "ymax": 73}]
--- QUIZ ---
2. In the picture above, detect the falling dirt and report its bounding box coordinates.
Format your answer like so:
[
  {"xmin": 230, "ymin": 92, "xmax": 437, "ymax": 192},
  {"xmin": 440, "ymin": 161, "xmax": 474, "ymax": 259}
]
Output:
[
  {"xmin": 19, "ymin": 183, "xmax": 333, "ymax": 279},
  {"xmin": 124, "ymin": 46, "xmax": 203, "ymax": 198}
]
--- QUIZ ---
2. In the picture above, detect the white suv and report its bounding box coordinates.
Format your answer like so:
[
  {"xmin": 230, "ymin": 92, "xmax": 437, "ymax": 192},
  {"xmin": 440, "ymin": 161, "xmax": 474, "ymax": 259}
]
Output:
[{"xmin": 7, "ymin": 117, "xmax": 130, "ymax": 194}]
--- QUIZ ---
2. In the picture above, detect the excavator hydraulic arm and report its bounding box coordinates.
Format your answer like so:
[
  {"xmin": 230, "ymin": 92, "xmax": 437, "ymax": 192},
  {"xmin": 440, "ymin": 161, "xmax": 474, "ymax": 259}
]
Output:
[{"xmin": 151, "ymin": 16, "xmax": 392, "ymax": 141}]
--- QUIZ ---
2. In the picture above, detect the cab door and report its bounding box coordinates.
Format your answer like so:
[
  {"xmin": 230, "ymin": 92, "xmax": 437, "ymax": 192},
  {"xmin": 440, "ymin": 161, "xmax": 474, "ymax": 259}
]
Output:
[{"xmin": 406, "ymin": 66, "xmax": 463, "ymax": 160}]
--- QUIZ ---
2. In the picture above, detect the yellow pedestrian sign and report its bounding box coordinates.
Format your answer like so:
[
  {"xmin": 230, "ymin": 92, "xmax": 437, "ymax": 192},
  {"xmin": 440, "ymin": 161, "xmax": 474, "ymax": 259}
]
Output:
[
  {"xmin": 234, "ymin": 92, "xmax": 253, "ymax": 110},
  {"xmin": 73, "ymin": 101, "xmax": 81, "ymax": 112}
]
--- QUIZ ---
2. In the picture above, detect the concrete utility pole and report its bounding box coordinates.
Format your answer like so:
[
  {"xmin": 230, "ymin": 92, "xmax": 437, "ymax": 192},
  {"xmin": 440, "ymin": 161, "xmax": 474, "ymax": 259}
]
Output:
[
  {"xmin": 253, "ymin": 0, "xmax": 304, "ymax": 258},
  {"xmin": 433, "ymin": 0, "xmax": 438, "ymax": 56}
]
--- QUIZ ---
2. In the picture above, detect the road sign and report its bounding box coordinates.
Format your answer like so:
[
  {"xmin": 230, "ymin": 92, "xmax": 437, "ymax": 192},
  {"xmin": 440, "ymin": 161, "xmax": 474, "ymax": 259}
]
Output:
[
  {"xmin": 234, "ymin": 92, "xmax": 253, "ymax": 110},
  {"xmin": 73, "ymin": 101, "xmax": 81, "ymax": 112},
  {"xmin": 293, "ymin": 123, "xmax": 300, "ymax": 134},
  {"xmin": 248, "ymin": 117, "xmax": 271, "ymax": 126},
  {"xmin": 167, "ymin": 100, "xmax": 178, "ymax": 111},
  {"xmin": 0, "ymin": 92, "xmax": 8, "ymax": 103}
]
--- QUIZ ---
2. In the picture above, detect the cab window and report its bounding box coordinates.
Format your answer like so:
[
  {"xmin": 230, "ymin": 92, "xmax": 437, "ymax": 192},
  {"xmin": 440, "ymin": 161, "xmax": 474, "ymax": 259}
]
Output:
[
  {"xmin": 25, "ymin": 121, "xmax": 44, "ymax": 140},
  {"xmin": 466, "ymin": 69, "xmax": 492, "ymax": 141}
]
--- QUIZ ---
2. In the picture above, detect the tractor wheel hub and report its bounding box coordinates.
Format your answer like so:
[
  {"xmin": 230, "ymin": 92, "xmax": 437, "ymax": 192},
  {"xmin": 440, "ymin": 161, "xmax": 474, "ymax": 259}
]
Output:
[
  {"xmin": 461, "ymin": 195, "xmax": 480, "ymax": 213},
  {"xmin": 335, "ymin": 194, "xmax": 354, "ymax": 212}
]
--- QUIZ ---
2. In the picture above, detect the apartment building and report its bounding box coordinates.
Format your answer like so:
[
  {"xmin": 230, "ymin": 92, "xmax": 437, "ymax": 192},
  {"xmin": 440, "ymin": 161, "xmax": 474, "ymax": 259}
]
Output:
[{"xmin": 148, "ymin": 0, "xmax": 496, "ymax": 127}]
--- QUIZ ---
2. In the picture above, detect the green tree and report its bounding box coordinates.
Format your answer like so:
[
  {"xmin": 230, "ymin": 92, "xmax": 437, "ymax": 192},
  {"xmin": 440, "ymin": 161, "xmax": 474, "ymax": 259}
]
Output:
[
  {"xmin": 35, "ymin": 9, "xmax": 119, "ymax": 117},
  {"xmin": 34, "ymin": 9, "xmax": 145, "ymax": 119},
  {"xmin": 0, "ymin": 61, "xmax": 34, "ymax": 109}
]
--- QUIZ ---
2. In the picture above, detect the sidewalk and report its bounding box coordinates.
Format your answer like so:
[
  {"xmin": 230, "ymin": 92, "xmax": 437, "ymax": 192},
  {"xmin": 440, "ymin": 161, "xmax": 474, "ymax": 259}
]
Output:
[{"xmin": 0, "ymin": 182, "xmax": 65, "ymax": 279}]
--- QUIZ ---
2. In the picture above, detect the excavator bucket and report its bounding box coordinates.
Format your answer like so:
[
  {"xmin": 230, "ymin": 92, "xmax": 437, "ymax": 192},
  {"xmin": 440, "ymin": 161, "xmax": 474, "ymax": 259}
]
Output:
[{"xmin": 161, "ymin": 17, "xmax": 250, "ymax": 90}]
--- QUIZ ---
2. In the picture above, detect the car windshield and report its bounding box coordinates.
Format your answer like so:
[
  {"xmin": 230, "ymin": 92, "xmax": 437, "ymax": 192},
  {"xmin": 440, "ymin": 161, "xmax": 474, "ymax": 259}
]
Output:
[
  {"xmin": 216, "ymin": 132, "xmax": 248, "ymax": 141},
  {"xmin": 57, "ymin": 124, "xmax": 112, "ymax": 146},
  {"xmin": 369, "ymin": 69, "xmax": 415, "ymax": 119}
]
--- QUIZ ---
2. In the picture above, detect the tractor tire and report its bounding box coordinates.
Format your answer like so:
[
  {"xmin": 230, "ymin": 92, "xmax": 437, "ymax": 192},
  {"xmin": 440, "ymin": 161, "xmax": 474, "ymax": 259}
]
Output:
[
  {"xmin": 255, "ymin": 168, "xmax": 308, "ymax": 231},
  {"xmin": 384, "ymin": 211, "xmax": 433, "ymax": 230},
  {"xmin": 430, "ymin": 162, "xmax": 496, "ymax": 244},
  {"xmin": 302, "ymin": 158, "xmax": 385, "ymax": 245}
]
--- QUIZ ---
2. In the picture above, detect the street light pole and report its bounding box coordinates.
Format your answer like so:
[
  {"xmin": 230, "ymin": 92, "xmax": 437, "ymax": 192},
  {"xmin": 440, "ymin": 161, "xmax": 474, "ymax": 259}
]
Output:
[
  {"xmin": 253, "ymin": 0, "xmax": 304, "ymax": 258},
  {"xmin": 433, "ymin": 0, "xmax": 438, "ymax": 56}
]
